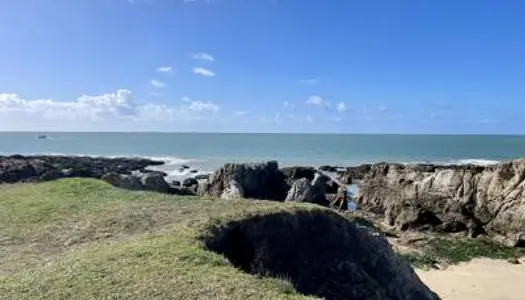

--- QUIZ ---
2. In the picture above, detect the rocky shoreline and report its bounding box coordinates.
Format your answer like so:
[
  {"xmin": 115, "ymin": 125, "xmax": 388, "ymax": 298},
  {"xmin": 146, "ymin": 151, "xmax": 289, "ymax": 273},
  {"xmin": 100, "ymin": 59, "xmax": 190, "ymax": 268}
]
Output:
[{"xmin": 2, "ymin": 155, "xmax": 524, "ymax": 247}]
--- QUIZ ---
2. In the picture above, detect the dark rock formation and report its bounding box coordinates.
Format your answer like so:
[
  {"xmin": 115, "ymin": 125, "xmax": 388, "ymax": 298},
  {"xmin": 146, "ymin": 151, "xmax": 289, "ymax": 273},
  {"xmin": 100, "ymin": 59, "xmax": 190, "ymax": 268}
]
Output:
[
  {"xmin": 182, "ymin": 177, "xmax": 199, "ymax": 187},
  {"xmin": 137, "ymin": 169, "xmax": 168, "ymax": 177},
  {"xmin": 311, "ymin": 173, "xmax": 331, "ymax": 206},
  {"xmin": 194, "ymin": 174, "xmax": 211, "ymax": 180},
  {"xmin": 0, "ymin": 155, "xmax": 163, "ymax": 183},
  {"xmin": 203, "ymin": 210, "xmax": 439, "ymax": 300},
  {"xmin": 318, "ymin": 165, "xmax": 340, "ymax": 172},
  {"xmin": 101, "ymin": 172, "xmax": 144, "ymax": 191},
  {"xmin": 357, "ymin": 160, "xmax": 525, "ymax": 246},
  {"xmin": 221, "ymin": 180, "xmax": 244, "ymax": 200},
  {"xmin": 285, "ymin": 178, "xmax": 314, "ymax": 203},
  {"xmin": 280, "ymin": 166, "xmax": 316, "ymax": 186},
  {"xmin": 200, "ymin": 161, "xmax": 288, "ymax": 201},
  {"xmin": 326, "ymin": 179, "xmax": 340, "ymax": 194},
  {"xmin": 337, "ymin": 164, "xmax": 373, "ymax": 184},
  {"xmin": 140, "ymin": 173, "xmax": 170, "ymax": 193}
]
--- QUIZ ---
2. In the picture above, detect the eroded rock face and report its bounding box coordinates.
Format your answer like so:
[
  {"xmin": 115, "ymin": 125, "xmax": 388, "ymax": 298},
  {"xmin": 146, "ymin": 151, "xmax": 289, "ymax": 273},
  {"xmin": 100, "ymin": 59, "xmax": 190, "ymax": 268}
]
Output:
[
  {"xmin": 311, "ymin": 173, "xmax": 331, "ymax": 206},
  {"xmin": 337, "ymin": 164, "xmax": 372, "ymax": 184},
  {"xmin": 357, "ymin": 160, "xmax": 525, "ymax": 246},
  {"xmin": 285, "ymin": 178, "xmax": 314, "ymax": 203},
  {"xmin": 203, "ymin": 210, "xmax": 439, "ymax": 300},
  {"xmin": 221, "ymin": 180, "xmax": 244, "ymax": 200},
  {"xmin": 280, "ymin": 166, "xmax": 316, "ymax": 186},
  {"xmin": 201, "ymin": 161, "xmax": 288, "ymax": 201}
]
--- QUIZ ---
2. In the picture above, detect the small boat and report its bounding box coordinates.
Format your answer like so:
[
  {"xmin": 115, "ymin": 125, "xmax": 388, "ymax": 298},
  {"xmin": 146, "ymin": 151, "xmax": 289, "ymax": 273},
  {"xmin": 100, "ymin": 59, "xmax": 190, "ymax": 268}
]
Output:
[{"xmin": 37, "ymin": 135, "xmax": 47, "ymax": 139}]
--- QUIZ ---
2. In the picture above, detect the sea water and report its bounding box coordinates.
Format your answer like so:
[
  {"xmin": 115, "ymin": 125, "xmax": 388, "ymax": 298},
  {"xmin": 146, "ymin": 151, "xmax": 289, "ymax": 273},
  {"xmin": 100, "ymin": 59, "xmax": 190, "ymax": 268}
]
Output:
[{"xmin": 1, "ymin": 132, "xmax": 523, "ymax": 176}]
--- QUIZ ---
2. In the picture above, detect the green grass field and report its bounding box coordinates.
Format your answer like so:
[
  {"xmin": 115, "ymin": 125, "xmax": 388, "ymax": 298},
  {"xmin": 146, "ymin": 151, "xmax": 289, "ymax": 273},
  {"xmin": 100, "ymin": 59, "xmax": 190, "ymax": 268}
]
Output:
[
  {"xmin": 0, "ymin": 178, "xmax": 321, "ymax": 300},
  {"xmin": 1, "ymin": 178, "xmax": 521, "ymax": 299}
]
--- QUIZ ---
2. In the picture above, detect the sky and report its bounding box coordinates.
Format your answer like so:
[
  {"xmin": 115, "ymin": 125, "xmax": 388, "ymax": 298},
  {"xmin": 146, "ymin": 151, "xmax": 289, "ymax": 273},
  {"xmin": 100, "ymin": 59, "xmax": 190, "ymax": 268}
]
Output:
[{"xmin": 1, "ymin": 0, "xmax": 524, "ymax": 134}]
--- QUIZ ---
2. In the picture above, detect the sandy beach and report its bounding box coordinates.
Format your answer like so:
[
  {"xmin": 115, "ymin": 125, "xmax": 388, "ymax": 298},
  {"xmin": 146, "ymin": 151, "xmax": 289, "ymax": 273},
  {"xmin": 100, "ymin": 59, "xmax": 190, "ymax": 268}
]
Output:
[{"xmin": 417, "ymin": 259, "xmax": 525, "ymax": 300}]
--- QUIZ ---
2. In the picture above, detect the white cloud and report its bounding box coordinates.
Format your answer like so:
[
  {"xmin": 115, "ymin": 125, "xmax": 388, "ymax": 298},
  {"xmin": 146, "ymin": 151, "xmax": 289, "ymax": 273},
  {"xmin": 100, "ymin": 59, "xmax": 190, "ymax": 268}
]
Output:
[
  {"xmin": 0, "ymin": 90, "xmax": 222, "ymax": 130},
  {"xmin": 337, "ymin": 101, "xmax": 347, "ymax": 112},
  {"xmin": 181, "ymin": 96, "xmax": 192, "ymax": 102},
  {"xmin": 0, "ymin": 90, "xmax": 137, "ymax": 122},
  {"xmin": 150, "ymin": 79, "xmax": 167, "ymax": 89},
  {"xmin": 306, "ymin": 95, "xmax": 330, "ymax": 107},
  {"xmin": 156, "ymin": 66, "xmax": 173, "ymax": 74},
  {"xmin": 193, "ymin": 67, "xmax": 215, "ymax": 77},
  {"xmin": 185, "ymin": 100, "xmax": 220, "ymax": 113},
  {"xmin": 190, "ymin": 52, "xmax": 215, "ymax": 62}
]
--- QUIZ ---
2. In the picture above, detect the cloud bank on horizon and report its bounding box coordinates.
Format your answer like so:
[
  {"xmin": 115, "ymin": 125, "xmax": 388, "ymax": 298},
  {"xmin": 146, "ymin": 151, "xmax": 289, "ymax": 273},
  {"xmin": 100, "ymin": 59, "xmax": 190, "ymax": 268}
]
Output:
[{"xmin": 0, "ymin": 0, "xmax": 524, "ymax": 133}]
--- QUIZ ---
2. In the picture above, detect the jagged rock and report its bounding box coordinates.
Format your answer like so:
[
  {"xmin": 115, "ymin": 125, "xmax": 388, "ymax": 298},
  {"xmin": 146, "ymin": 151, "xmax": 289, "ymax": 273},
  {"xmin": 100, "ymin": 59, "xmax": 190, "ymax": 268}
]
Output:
[
  {"xmin": 140, "ymin": 173, "xmax": 170, "ymax": 193},
  {"xmin": 102, "ymin": 172, "xmax": 143, "ymax": 191},
  {"xmin": 138, "ymin": 169, "xmax": 168, "ymax": 177},
  {"xmin": 194, "ymin": 174, "xmax": 210, "ymax": 180},
  {"xmin": 182, "ymin": 178, "xmax": 199, "ymax": 187},
  {"xmin": 285, "ymin": 178, "xmax": 314, "ymax": 203},
  {"xmin": 326, "ymin": 179, "xmax": 340, "ymax": 194},
  {"xmin": 357, "ymin": 159, "xmax": 525, "ymax": 246},
  {"xmin": 0, "ymin": 155, "xmax": 164, "ymax": 183},
  {"xmin": 221, "ymin": 180, "xmax": 244, "ymax": 200},
  {"xmin": 40, "ymin": 169, "xmax": 65, "ymax": 181},
  {"xmin": 171, "ymin": 180, "xmax": 181, "ymax": 186},
  {"xmin": 280, "ymin": 166, "xmax": 316, "ymax": 186},
  {"xmin": 318, "ymin": 165, "xmax": 339, "ymax": 172},
  {"xmin": 311, "ymin": 172, "xmax": 331, "ymax": 206},
  {"xmin": 337, "ymin": 164, "xmax": 373, "ymax": 184},
  {"xmin": 0, "ymin": 159, "xmax": 36, "ymax": 183},
  {"xmin": 202, "ymin": 161, "xmax": 288, "ymax": 201}
]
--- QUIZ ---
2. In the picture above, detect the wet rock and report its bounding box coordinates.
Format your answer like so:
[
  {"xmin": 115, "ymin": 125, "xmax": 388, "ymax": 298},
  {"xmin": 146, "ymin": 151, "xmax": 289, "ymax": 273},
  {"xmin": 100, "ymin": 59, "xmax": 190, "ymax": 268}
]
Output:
[{"xmin": 0, "ymin": 155, "xmax": 164, "ymax": 183}]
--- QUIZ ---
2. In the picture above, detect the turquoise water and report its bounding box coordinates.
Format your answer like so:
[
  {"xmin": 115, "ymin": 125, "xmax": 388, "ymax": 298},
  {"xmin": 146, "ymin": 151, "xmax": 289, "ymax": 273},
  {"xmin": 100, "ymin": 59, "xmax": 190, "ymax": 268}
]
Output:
[{"xmin": 1, "ymin": 132, "xmax": 525, "ymax": 174}]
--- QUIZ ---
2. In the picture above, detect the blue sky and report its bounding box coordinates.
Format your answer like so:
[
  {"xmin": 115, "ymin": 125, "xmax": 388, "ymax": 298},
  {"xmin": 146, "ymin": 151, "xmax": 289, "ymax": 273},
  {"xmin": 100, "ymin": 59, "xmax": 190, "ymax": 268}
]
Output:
[{"xmin": 1, "ymin": 0, "xmax": 524, "ymax": 133}]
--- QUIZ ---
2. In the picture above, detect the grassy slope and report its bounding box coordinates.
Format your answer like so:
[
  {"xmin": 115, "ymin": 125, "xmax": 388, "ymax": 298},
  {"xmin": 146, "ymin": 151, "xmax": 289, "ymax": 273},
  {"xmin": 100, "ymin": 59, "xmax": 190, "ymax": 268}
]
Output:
[{"xmin": 0, "ymin": 179, "xmax": 318, "ymax": 300}]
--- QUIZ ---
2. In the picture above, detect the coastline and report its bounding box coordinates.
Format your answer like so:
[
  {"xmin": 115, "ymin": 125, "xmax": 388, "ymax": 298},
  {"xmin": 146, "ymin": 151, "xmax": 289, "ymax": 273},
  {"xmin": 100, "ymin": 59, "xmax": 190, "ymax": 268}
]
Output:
[{"xmin": 2, "ymin": 154, "xmax": 525, "ymax": 299}]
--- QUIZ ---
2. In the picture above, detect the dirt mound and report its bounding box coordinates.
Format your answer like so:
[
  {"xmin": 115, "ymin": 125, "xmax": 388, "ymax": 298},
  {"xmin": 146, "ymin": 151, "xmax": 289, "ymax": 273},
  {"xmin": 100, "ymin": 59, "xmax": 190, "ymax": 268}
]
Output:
[{"xmin": 202, "ymin": 210, "xmax": 439, "ymax": 300}]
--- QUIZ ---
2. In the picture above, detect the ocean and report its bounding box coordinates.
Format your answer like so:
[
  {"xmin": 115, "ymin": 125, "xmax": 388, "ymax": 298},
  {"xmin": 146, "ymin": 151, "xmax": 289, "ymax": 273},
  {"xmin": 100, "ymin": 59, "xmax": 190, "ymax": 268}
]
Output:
[{"xmin": 1, "ymin": 132, "xmax": 524, "ymax": 177}]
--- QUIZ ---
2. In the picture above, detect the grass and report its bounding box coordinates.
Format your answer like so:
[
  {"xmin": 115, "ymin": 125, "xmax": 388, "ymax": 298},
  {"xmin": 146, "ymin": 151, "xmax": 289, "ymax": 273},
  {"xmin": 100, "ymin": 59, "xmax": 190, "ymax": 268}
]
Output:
[
  {"xmin": 400, "ymin": 236, "xmax": 524, "ymax": 269},
  {"xmin": 0, "ymin": 178, "xmax": 321, "ymax": 300}
]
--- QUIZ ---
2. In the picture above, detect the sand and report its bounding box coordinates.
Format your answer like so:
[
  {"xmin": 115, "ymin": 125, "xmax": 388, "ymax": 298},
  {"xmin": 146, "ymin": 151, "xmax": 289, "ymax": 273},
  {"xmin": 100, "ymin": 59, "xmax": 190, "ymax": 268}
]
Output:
[{"xmin": 417, "ymin": 258, "xmax": 525, "ymax": 300}]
